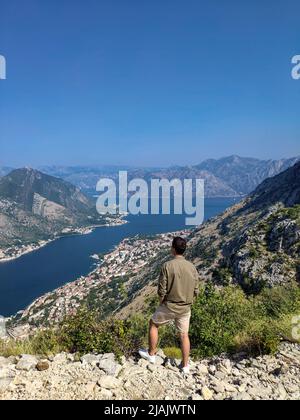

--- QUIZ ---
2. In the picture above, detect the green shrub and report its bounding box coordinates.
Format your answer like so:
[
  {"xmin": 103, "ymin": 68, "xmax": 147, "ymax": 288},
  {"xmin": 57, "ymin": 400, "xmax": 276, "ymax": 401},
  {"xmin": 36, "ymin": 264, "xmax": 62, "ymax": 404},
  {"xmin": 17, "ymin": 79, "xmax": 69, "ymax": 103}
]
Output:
[
  {"xmin": 163, "ymin": 347, "xmax": 182, "ymax": 359},
  {"xmin": 189, "ymin": 284, "xmax": 252, "ymax": 358},
  {"xmin": 59, "ymin": 308, "xmax": 141, "ymax": 358},
  {"xmin": 189, "ymin": 282, "xmax": 300, "ymax": 358}
]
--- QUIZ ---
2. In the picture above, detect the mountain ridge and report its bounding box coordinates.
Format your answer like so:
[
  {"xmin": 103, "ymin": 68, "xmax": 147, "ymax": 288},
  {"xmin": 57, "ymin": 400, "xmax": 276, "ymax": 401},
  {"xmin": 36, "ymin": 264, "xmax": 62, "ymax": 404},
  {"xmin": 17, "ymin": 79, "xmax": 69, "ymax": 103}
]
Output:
[{"xmin": 38, "ymin": 155, "xmax": 299, "ymax": 197}]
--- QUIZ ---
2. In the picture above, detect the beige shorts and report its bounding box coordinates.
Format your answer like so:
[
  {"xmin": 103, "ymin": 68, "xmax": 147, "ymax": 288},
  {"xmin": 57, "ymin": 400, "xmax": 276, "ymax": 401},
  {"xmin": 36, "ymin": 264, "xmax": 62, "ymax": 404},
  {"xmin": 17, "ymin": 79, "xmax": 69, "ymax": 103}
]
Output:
[{"xmin": 151, "ymin": 304, "xmax": 191, "ymax": 334}]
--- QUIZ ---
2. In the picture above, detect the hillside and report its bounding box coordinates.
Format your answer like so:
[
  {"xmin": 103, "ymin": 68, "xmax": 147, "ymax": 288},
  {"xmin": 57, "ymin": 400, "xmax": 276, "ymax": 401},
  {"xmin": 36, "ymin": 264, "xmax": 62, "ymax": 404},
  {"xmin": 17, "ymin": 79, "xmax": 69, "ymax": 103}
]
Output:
[
  {"xmin": 11, "ymin": 162, "xmax": 300, "ymax": 329},
  {"xmin": 0, "ymin": 168, "xmax": 105, "ymax": 256},
  {"xmin": 117, "ymin": 162, "xmax": 300, "ymax": 317}
]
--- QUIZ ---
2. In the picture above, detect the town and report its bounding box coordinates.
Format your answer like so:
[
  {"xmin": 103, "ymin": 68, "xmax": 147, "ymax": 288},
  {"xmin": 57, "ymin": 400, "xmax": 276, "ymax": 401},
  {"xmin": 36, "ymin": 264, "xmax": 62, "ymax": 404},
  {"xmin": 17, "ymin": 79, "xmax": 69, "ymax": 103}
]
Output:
[{"xmin": 10, "ymin": 230, "xmax": 190, "ymax": 334}]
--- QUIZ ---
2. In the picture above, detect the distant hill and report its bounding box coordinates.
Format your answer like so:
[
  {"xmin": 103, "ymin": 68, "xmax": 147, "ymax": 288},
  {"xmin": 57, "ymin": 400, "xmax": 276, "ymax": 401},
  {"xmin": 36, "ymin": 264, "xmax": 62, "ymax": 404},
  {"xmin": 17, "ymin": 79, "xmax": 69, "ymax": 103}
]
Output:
[
  {"xmin": 0, "ymin": 168, "xmax": 102, "ymax": 250},
  {"xmin": 40, "ymin": 156, "xmax": 299, "ymax": 197},
  {"xmin": 196, "ymin": 155, "xmax": 300, "ymax": 195}
]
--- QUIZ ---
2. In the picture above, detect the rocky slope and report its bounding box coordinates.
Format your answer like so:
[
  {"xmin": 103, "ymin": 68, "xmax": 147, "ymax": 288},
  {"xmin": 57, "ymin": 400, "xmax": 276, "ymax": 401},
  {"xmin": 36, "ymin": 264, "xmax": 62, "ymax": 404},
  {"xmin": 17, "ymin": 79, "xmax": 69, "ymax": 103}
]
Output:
[{"xmin": 0, "ymin": 342, "xmax": 300, "ymax": 400}]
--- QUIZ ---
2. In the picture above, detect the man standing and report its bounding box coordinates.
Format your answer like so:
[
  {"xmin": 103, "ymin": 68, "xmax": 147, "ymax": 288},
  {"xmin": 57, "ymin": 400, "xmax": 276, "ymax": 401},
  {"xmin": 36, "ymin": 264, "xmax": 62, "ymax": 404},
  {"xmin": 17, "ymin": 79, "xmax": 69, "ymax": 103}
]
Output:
[{"xmin": 139, "ymin": 237, "xmax": 199, "ymax": 374}]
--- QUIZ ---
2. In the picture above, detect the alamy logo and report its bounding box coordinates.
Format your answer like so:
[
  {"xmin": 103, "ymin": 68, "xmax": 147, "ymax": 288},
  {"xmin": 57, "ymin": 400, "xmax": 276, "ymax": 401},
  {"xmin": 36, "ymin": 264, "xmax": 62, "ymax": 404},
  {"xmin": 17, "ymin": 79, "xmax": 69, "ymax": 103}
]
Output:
[
  {"xmin": 291, "ymin": 55, "xmax": 300, "ymax": 80},
  {"xmin": 0, "ymin": 55, "xmax": 6, "ymax": 80},
  {"xmin": 96, "ymin": 171, "xmax": 205, "ymax": 226}
]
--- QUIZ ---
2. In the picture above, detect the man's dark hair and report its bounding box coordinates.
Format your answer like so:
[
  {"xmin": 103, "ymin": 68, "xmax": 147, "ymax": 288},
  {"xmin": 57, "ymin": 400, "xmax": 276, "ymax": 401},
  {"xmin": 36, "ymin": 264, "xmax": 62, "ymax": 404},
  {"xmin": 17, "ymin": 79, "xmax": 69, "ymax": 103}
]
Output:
[{"xmin": 172, "ymin": 237, "xmax": 187, "ymax": 255}]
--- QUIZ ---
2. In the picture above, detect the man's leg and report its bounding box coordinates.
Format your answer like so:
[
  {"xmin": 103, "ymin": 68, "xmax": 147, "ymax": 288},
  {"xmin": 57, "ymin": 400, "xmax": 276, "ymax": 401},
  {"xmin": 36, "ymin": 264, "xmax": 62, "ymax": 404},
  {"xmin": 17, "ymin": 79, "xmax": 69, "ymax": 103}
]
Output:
[
  {"xmin": 149, "ymin": 320, "xmax": 159, "ymax": 356},
  {"xmin": 179, "ymin": 332, "xmax": 190, "ymax": 368}
]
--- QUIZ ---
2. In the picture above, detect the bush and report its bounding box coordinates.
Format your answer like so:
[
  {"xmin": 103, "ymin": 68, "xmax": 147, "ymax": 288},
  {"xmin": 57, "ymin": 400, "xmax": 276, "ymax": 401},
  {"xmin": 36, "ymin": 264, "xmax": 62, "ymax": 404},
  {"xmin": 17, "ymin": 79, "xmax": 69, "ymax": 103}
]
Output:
[
  {"xmin": 59, "ymin": 308, "xmax": 141, "ymax": 358},
  {"xmin": 189, "ymin": 284, "xmax": 252, "ymax": 358},
  {"xmin": 189, "ymin": 282, "xmax": 300, "ymax": 358}
]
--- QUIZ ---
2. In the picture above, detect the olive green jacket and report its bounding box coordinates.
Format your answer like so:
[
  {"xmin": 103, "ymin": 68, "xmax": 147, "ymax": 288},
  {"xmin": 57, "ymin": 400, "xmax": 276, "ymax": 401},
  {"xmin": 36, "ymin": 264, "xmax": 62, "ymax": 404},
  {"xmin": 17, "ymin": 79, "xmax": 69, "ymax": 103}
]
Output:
[{"xmin": 158, "ymin": 256, "xmax": 200, "ymax": 314}]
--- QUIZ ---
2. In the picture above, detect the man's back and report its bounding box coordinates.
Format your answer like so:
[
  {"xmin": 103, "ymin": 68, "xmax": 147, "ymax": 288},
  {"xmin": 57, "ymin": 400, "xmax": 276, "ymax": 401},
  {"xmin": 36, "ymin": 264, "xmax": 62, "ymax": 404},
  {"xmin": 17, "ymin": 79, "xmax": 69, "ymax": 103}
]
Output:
[{"xmin": 158, "ymin": 256, "xmax": 199, "ymax": 314}]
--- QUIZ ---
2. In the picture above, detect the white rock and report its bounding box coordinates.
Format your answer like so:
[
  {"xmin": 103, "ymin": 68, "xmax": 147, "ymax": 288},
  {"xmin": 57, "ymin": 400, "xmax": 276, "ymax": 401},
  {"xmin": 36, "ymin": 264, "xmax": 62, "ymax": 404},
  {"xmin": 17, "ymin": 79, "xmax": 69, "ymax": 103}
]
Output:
[
  {"xmin": 98, "ymin": 376, "xmax": 121, "ymax": 390},
  {"xmin": 98, "ymin": 356, "xmax": 122, "ymax": 376},
  {"xmin": 81, "ymin": 354, "xmax": 102, "ymax": 367},
  {"xmin": 0, "ymin": 377, "xmax": 13, "ymax": 393},
  {"xmin": 201, "ymin": 386, "xmax": 214, "ymax": 400},
  {"xmin": 16, "ymin": 355, "xmax": 38, "ymax": 372},
  {"xmin": 197, "ymin": 364, "xmax": 209, "ymax": 375}
]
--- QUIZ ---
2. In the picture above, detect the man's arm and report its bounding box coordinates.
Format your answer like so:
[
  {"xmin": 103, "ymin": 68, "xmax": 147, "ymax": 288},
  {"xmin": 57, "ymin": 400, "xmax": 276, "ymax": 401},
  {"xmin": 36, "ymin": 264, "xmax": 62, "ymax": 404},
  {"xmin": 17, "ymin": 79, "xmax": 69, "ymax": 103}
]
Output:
[{"xmin": 158, "ymin": 264, "xmax": 168, "ymax": 304}]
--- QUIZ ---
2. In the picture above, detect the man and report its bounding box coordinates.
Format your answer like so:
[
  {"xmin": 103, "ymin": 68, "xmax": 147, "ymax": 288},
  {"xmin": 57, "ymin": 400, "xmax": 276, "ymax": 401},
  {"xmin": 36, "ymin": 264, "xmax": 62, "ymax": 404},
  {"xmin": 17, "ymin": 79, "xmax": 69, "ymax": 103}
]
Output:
[{"xmin": 139, "ymin": 237, "xmax": 199, "ymax": 374}]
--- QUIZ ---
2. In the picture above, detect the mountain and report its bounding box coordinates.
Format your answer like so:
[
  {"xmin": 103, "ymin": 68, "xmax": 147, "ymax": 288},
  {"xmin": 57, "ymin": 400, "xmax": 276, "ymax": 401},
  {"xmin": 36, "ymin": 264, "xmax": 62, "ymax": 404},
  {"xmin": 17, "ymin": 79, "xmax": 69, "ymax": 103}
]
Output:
[
  {"xmin": 0, "ymin": 168, "xmax": 102, "ymax": 251},
  {"xmin": 40, "ymin": 156, "xmax": 299, "ymax": 197},
  {"xmin": 196, "ymin": 155, "xmax": 300, "ymax": 195},
  {"xmin": 14, "ymin": 162, "xmax": 300, "ymax": 327},
  {"xmin": 0, "ymin": 168, "xmax": 95, "ymax": 217}
]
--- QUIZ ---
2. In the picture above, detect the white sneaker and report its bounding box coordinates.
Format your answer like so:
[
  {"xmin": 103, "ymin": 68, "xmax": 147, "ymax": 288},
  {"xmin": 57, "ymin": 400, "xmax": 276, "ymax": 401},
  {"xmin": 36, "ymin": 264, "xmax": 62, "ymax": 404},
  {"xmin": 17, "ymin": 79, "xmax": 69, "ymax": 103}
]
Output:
[
  {"xmin": 138, "ymin": 349, "xmax": 156, "ymax": 364},
  {"xmin": 181, "ymin": 365, "xmax": 190, "ymax": 375}
]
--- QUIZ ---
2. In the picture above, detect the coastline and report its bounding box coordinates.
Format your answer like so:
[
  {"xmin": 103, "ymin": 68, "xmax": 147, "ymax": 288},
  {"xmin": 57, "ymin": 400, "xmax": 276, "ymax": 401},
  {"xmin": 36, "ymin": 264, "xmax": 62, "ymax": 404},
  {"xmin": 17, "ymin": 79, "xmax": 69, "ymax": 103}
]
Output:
[
  {"xmin": 0, "ymin": 218, "xmax": 128, "ymax": 264},
  {"xmin": 9, "ymin": 228, "xmax": 190, "ymax": 332}
]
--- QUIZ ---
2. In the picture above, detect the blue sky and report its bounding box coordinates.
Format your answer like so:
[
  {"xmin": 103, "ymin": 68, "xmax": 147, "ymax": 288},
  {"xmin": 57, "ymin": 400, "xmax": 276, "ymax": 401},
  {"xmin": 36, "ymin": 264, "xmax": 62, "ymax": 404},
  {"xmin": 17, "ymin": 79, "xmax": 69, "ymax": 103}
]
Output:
[{"xmin": 0, "ymin": 0, "xmax": 299, "ymax": 167}]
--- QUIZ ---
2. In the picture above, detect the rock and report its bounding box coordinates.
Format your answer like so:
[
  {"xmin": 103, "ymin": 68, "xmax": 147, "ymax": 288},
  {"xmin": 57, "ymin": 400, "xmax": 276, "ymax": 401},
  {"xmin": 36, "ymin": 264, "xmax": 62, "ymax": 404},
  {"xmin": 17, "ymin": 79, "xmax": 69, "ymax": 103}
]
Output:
[
  {"xmin": 284, "ymin": 383, "xmax": 299, "ymax": 393},
  {"xmin": 201, "ymin": 386, "xmax": 214, "ymax": 400},
  {"xmin": 232, "ymin": 392, "xmax": 252, "ymax": 401},
  {"xmin": 85, "ymin": 382, "xmax": 97, "ymax": 393},
  {"xmin": 98, "ymin": 376, "xmax": 121, "ymax": 390},
  {"xmin": 224, "ymin": 383, "xmax": 237, "ymax": 393},
  {"xmin": 80, "ymin": 354, "xmax": 102, "ymax": 367},
  {"xmin": 0, "ymin": 357, "xmax": 11, "ymax": 368},
  {"xmin": 7, "ymin": 356, "xmax": 18, "ymax": 365},
  {"xmin": 98, "ymin": 355, "xmax": 122, "ymax": 376},
  {"xmin": 208, "ymin": 365, "xmax": 216, "ymax": 375},
  {"xmin": 53, "ymin": 353, "xmax": 68, "ymax": 364},
  {"xmin": 197, "ymin": 364, "xmax": 209, "ymax": 375},
  {"xmin": 212, "ymin": 381, "xmax": 225, "ymax": 394},
  {"xmin": 217, "ymin": 359, "xmax": 232, "ymax": 374},
  {"xmin": 191, "ymin": 393, "xmax": 203, "ymax": 400},
  {"xmin": 278, "ymin": 384, "xmax": 287, "ymax": 399},
  {"xmin": 214, "ymin": 371, "xmax": 226, "ymax": 380},
  {"xmin": 36, "ymin": 360, "xmax": 50, "ymax": 372},
  {"xmin": 16, "ymin": 355, "xmax": 38, "ymax": 372},
  {"xmin": 0, "ymin": 378, "xmax": 13, "ymax": 393},
  {"xmin": 98, "ymin": 388, "xmax": 113, "ymax": 399}
]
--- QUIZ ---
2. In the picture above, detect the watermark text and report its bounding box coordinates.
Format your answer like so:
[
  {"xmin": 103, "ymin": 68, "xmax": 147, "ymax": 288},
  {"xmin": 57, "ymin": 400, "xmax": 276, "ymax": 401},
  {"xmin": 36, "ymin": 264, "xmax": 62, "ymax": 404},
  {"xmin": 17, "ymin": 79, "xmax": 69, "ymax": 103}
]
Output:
[
  {"xmin": 0, "ymin": 55, "xmax": 6, "ymax": 80},
  {"xmin": 291, "ymin": 55, "xmax": 300, "ymax": 80},
  {"xmin": 96, "ymin": 171, "xmax": 205, "ymax": 226}
]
